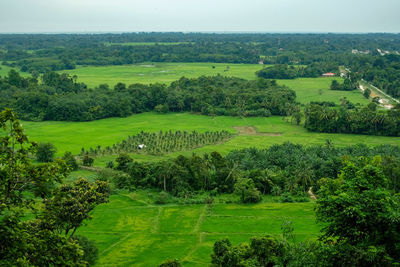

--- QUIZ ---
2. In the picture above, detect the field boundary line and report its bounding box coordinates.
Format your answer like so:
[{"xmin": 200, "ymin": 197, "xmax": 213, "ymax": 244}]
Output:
[
  {"xmin": 152, "ymin": 206, "xmax": 162, "ymax": 233},
  {"xmin": 193, "ymin": 204, "xmax": 208, "ymax": 233},
  {"xmin": 100, "ymin": 233, "xmax": 133, "ymax": 256}
]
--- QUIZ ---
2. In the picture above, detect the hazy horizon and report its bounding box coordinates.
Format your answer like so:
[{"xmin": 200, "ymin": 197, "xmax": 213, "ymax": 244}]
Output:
[{"xmin": 1, "ymin": 0, "xmax": 399, "ymax": 33}]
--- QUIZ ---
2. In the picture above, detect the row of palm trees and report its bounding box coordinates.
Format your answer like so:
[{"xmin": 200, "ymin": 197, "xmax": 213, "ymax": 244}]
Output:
[{"xmin": 80, "ymin": 130, "xmax": 233, "ymax": 157}]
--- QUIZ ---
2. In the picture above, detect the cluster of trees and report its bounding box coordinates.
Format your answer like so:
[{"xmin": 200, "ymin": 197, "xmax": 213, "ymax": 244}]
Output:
[
  {"xmin": 349, "ymin": 54, "xmax": 400, "ymax": 98},
  {"xmin": 0, "ymin": 71, "xmax": 296, "ymax": 121},
  {"xmin": 80, "ymin": 130, "xmax": 232, "ymax": 157},
  {"xmin": 1, "ymin": 33, "xmax": 399, "ymax": 74},
  {"xmin": 210, "ymin": 157, "xmax": 400, "ymax": 266},
  {"xmin": 0, "ymin": 109, "xmax": 110, "ymax": 266},
  {"xmin": 304, "ymin": 103, "xmax": 400, "ymax": 136},
  {"xmin": 330, "ymin": 72, "xmax": 358, "ymax": 91},
  {"xmin": 256, "ymin": 63, "xmax": 338, "ymax": 79},
  {"xmin": 104, "ymin": 142, "xmax": 400, "ymax": 202}
]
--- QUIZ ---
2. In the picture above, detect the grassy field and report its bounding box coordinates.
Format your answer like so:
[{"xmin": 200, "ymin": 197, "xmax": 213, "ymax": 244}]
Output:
[
  {"xmin": 62, "ymin": 63, "xmax": 264, "ymax": 88},
  {"xmin": 0, "ymin": 62, "xmax": 29, "ymax": 77},
  {"xmin": 21, "ymin": 113, "xmax": 400, "ymax": 161},
  {"xmin": 280, "ymin": 77, "xmax": 370, "ymax": 106},
  {"xmin": 61, "ymin": 63, "xmax": 369, "ymax": 105},
  {"xmin": 75, "ymin": 191, "xmax": 319, "ymax": 266}
]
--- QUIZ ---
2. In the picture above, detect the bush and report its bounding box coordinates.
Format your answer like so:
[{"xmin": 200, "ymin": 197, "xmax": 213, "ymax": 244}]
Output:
[
  {"xmin": 106, "ymin": 161, "xmax": 114, "ymax": 168},
  {"xmin": 155, "ymin": 191, "xmax": 172, "ymax": 204},
  {"xmin": 159, "ymin": 259, "xmax": 181, "ymax": 267},
  {"xmin": 234, "ymin": 178, "xmax": 262, "ymax": 203},
  {"xmin": 36, "ymin": 142, "xmax": 57, "ymax": 162},
  {"xmin": 72, "ymin": 235, "xmax": 98, "ymax": 266},
  {"xmin": 82, "ymin": 155, "xmax": 94, "ymax": 166},
  {"xmin": 62, "ymin": 151, "xmax": 78, "ymax": 171},
  {"xmin": 280, "ymin": 193, "xmax": 294, "ymax": 203}
]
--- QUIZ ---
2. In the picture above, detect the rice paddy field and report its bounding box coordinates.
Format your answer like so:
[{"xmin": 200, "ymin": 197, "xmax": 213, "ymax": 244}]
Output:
[
  {"xmin": 75, "ymin": 191, "xmax": 319, "ymax": 266},
  {"xmin": 21, "ymin": 113, "xmax": 400, "ymax": 162},
  {"xmin": 7, "ymin": 62, "xmax": 394, "ymax": 266},
  {"xmin": 61, "ymin": 63, "xmax": 369, "ymax": 105}
]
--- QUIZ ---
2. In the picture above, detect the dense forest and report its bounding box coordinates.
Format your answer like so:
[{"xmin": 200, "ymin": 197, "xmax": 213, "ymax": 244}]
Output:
[
  {"xmin": 0, "ymin": 70, "xmax": 296, "ymax": 121},
  {"xmin": 256, "ymin": 63, "xmax": 339, "ymax": 79},
  {"xmin": 1, "ymin": 33, "xmax": 399, "ymax": 72},
  {"xmin": 304, "ymin": 103, "xmax": 400, "ymax": 136},
  {"xmin": 104, "ymin": 142, "xmax": 400, "ymax": 197}
]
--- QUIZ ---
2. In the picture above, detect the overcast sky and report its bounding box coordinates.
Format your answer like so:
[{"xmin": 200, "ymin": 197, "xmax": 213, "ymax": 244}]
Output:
[{"xmin": 0, "ymin": 0, "xmax": 399, "ymax": 33}]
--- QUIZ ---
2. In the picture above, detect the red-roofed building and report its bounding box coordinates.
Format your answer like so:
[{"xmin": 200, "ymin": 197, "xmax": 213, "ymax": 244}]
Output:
[{"xmin": 322, "ymin": 72, "xmax": 335, "ymax": 77}]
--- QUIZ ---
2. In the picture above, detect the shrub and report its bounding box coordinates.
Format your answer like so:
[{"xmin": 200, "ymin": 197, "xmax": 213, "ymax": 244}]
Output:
[
  {"xmin": 155, "ymin": 191, "xmax": 172, "ymax": 204},
  {"xmin": 234, "ymin": 178, "xmax": 262, "ymax": 203},
  {"xmin": 72, "ymin": 235, "xmax": 98, "ymax": 266},
  {"xmin": 62, "ymin": 151, "xmax": 78, "ymax": 171},
  {"xmin": 82, "ymin": 155, "xmax": 94, "ymax": 166},
  {"xmin": 36, "ymin": 142, "xmax": 57, "ymax": 162},
  {"xmin": 159, "ymin": 259, "xmax": 181, "ymax": 267}
]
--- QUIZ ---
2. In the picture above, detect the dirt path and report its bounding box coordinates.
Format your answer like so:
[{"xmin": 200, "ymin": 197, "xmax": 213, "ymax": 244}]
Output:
[
  {"xmin": 233, "ymin": 126, "xmax": 282, "ymax": 136},
  {"xmin": 308, "ymin": 187, "xmax": 316, "ymax": 200}
]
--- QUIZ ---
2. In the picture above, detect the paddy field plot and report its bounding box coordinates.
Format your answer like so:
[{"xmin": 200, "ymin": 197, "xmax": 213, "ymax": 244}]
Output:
[
  {"xmin": 62, "ymin": 63, "xmax": 369, "ymax": 105},
  {"xmin": 21, "ymin": 113, "xmax": 400, "ymax": 161},
  {"xmin": 62, "ymin": 63, "xmax": 264, "ymax": 88},
  {"xmin": 76, "ymin": 192, "xmax": 319, "ymax": 266}
]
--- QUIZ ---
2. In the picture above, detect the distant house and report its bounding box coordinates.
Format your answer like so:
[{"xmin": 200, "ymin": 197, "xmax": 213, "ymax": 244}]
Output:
[
  {"xmin": 322, "ymin": 72, "xmax": 335, "ymax": 77},
  {"xmin": 138, "ymin": 144, "xmax": 146, "ymax": 150},
  {"xmin": 258, "ymin": 60, "xmax": 264, "ymax": 65}
]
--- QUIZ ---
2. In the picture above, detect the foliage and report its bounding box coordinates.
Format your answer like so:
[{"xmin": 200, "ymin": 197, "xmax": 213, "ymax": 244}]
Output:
[
  {"xmin": 0, "ymin": 109, "xmax": 90, "ymax": 266},
  {"xmin": 72, "ymin": 235, "xmax": 99, "ymax": 266},
  {"xmin": 159, "ymin": 259, "xmax": 182, "ymax": 267},
  {"xmin": 82, "ymin": 154, "xmax": 94, "ymax": 166},
  {"xmin": 315, "ymin": 157, "xmax": 400, "ymax": 265},
  {"xmin": 81, "ymin": 130, "xmax": 232, "ymax": 157},
  {"xmin": 42, "ymin": 178, "xmax": 110, "ymax": 238},
  {"xmin": 63, "ymin": 151, "xmax": 78, "ymax": 171},
  {"xmin": 256, "ymin": 63, "xmax": 338, "ymax": 79},
  {"xmin": 304, "ymin": 103, "xmax": 400, "ymax": 136},
  {"xmin": 36, "ymin": 142, "xmax": 57, "ymax": 162},
  {"xmin": 0, "ymin": 72, "xmax": 295, "ymax": 121},
  {"xmin": 234, "ymin": 178, "xmax": 262, "ymax": 203}
]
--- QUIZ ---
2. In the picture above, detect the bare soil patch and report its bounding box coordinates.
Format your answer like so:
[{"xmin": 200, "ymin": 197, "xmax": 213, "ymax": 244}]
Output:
[{"xmin": 233, "ymin": 126, "xmax": 282, "ymax": 136}]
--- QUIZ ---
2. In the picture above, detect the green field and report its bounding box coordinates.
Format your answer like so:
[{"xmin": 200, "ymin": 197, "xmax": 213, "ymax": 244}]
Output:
[
  {"xmin": 0, "ymin": 62, "xmax": 29, "ymax": 77},
  {"xmin": 62, "ymin": 63, "xmax": 369, "ymax": 105},
  {"xmin": 21, "ymin": 113, "xmax": 399, "ymax": 161},
  {"xmin": 62, "ymin": 63, "xmax": 265, "ymax": 88},
  {"xmin": 75, "ymin": 191, "xmax": 319, "ymax": 266}
]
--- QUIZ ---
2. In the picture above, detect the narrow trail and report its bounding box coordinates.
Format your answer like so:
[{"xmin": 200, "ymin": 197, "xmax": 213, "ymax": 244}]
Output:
[
  {"xmin": 308, "ymin": 187, "xmax": 316, "ymax": 200},
  {"xmin": 100, "ymin": 233, "xmax": 133, "ymax": 256},
  {"xmin": 183, "ymin": 204, "xmax": 210, "ymax": 262},
  {"xmin": 152, "ymin": 207, "xmax": 162, "ymax": 233}
]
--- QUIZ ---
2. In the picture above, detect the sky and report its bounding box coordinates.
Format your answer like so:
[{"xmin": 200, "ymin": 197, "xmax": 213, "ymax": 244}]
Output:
[{"xmin": 0, "ymin": 0, "xmax": 399, "ymax": 33}]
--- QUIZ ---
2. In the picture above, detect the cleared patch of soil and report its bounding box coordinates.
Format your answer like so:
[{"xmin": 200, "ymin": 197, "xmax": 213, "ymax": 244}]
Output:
[{"xmin": 233, "ymin": 126, "xmax": 282, "ymax": 136}]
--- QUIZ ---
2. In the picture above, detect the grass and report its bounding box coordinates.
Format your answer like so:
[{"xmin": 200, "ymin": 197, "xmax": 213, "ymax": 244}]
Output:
[
  {"xmin": 278, "ymin": 77, "xmax": 370, "ymax": 106},
  {"xmin": 62, "ymin": 62, "xmax": 265, "ymax": 88},
  {"xmin": 75, "ymin": 190, "xmax": 320, "ymax": 266},
  {"xmin": 20, "ymin": 113, "xmax": 400, "ymax": 161},
  {"xmin": 0, "ymin": 62, "xmax": 29, "ymax": 77},
  {"xmin": 61, "ymin": 63, "xmax": 369, "ymax": 105}
]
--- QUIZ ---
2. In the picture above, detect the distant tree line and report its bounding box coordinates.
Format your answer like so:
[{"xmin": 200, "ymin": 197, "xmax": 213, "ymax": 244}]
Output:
[
  {"xmin": 0, "ymin": 71, "xmax": 296, "ymax": 121},
  {"xmin": 256, "ymin": 63, "xmax": 338, "ymax": 79},
  {"xmin": 349, "ymin": 54, "xmax": 400, "ymax": 98},
  {"xmin": 304, "ymin": 103, "xmax": 400, "ymax": 136},
  {"xmin": 1, "ymin": 33, "xmax": 399, "ymax": 73}
]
